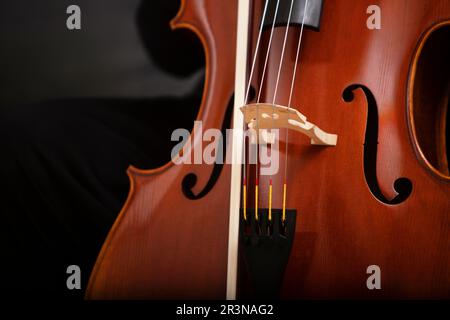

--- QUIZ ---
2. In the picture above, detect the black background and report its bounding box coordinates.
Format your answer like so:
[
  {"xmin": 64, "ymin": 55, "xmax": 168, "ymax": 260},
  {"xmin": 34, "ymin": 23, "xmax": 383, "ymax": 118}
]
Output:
[{"xmin": 0, "ymin": 0, "xmax": 204, "ymax": 298}]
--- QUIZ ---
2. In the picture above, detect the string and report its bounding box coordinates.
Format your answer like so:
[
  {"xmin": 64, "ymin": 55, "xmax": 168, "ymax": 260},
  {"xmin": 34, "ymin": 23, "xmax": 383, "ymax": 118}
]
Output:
[
  {"xmin": 256, "ymin": 0, "xmax": 280, "ymax": 104},
  {"xmin": 244, "ymin": 0, "xmax": 270, "ymax": 105},
  {"xmin": 269, "ymin": 0, "xmax": 295, "ymax": 222},
  {"xmin": 272, "ymin": 0, "xmax": 295, "ymax": 105},
  {"xmin": 283, "ymin": 0, "xmax": 309, "ymax": 222},
  {"xmin": 288, "ymin": 0, "xmax": 309, "ymax": 109},
  {"xmin": 242, "ymin": 0, "xmax": 270, "ymax": 221},
  {"xmin": 255, "ymin": 0, "xmax": 281, "ymax": 221}
]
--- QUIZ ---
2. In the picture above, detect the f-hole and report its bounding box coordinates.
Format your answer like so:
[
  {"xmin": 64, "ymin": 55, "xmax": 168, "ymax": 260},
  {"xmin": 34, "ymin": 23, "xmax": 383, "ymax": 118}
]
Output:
[
  {"xmin": 343, "ymin": 85, "xmax": 413, "ymax": 205},
  {"xmin": 182, "ymin": 95, "xmax": 234, "ymax": 200}
]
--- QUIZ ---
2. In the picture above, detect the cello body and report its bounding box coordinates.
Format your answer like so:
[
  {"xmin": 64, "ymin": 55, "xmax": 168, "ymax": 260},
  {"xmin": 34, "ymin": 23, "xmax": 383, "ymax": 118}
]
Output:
[{"xmin": 87, "ymin": 0, "xmax": 450, "ymax": 299}]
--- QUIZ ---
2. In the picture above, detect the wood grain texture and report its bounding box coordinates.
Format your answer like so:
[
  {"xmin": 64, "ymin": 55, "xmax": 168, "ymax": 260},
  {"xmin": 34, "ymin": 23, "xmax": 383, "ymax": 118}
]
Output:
[
  {"xmin": 86, "ymin": 0, "xmax": 237, "ymax": 299},
  {"xmin": 87, "ymin": 0, "xmax": 450, "ymax": 299}
]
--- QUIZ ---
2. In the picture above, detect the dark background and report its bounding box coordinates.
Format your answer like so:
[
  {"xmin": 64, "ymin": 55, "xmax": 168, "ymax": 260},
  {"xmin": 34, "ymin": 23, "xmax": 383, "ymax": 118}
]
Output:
[
  {"xmin": 0, "ymin": 0, "xmax": 204, "ymax": 298},
  {"xmin": 0, "ymin": 0, "xmax": 204, "ymax": 105}
]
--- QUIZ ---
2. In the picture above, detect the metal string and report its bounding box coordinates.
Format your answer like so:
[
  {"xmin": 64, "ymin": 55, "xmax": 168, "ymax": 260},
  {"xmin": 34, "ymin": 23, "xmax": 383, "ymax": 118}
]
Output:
[
  {"xmin": 288, "ymin": 0, "xmax": 309, "ymax": 108},
  {"xmin": 267, "ymin": 0, "xmax": 295, "ymax": 222},
  {"xmin": 244, "ymin": 0, "xmax": 270, "ymax": 105},
  {"xmin": 242, "ymin": 0, "xmax": 270, "ymax": 212},
  {"xmin": 256, "ymin": 0, "xmax": 281, "ymax": 104},
  {"xmin": 272, "ymin": 0, "xmax": 295, "ymax": 105},
  {"xmin": 251, "ymin": 0, "xmax": 280, "ymax": 220},
  {"xmin": 255, "ymin": 0, "xmax": 281, "ymax": 210},
  {"xmin": 284, "ymin": 0, "xmax": 309, "ymax": 205}
]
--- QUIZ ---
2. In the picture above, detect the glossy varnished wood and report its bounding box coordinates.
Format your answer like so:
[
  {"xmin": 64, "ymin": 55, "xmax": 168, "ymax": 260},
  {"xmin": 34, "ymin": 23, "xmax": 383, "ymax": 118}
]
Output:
[
  {"xmin": 253, "ymin": 0, "xmax": 450, "ymax": 298},
  {"xmin": 86, "ymin": 0, "xmax": 237, "ymax": 299},
  {"xmin": 88, "ymin": 0, "xmax": 450, "ymax": 299}
]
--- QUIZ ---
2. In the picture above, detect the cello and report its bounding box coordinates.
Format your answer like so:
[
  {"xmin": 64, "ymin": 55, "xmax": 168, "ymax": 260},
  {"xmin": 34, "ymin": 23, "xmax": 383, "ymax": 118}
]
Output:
[{"xmin": 86, "ymin": 0, "xmax": 450, "ymax": 299}]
